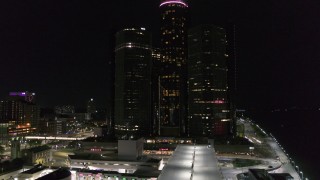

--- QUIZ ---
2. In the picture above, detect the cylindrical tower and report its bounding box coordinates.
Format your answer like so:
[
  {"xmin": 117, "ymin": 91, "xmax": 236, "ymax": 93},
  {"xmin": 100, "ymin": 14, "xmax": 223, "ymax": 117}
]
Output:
[
  {"xmin": 159, "ymin": 0, "xmax": 188, "ymax": 136},
  {"xmin": 114, "ymin": 28, "xmax": 152, "ymax": 138}
]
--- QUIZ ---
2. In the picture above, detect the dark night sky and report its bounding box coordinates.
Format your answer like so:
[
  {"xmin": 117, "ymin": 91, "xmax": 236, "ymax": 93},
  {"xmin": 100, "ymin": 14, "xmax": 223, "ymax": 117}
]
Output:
[{"xmin": 0, "ymin": 0, "xmax": 319, "ymax": 109}]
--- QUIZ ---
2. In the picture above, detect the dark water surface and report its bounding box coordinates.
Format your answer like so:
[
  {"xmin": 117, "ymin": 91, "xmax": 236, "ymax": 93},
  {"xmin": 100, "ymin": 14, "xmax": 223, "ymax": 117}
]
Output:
[{"xmin": 249, "ymin": 109, "xmax": 320, "ymax": 179}]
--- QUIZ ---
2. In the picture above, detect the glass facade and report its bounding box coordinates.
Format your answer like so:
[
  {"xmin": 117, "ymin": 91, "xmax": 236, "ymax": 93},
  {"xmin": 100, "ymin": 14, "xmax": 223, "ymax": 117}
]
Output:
[
  {"xmin": 0, "ymin": 98, "xmax": 39, "ymax": 137},
  {"xmin": 114, "ymin": 28, "xmax": 152, "ymax": 138},
  {"xmin": 159, "ymin": 0, "xmax": 188, "ymax": 135},
  {"xmin": 188, "ymin": 25, "xmax": 231, "ymax": 137}
]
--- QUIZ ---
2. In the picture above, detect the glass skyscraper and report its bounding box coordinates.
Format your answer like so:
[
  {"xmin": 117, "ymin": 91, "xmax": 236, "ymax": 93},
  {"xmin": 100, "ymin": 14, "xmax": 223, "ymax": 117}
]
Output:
[
  {"xmin": 188, "ymin": 25, "xmax": 231, "ymax": 137},
  {"xmin": 114, "ymin": 28, "xmax": 152, "ymax": 138},
  {"xmin": 159, "ymin": 0, "xmax": 188, "ymax": 136}
]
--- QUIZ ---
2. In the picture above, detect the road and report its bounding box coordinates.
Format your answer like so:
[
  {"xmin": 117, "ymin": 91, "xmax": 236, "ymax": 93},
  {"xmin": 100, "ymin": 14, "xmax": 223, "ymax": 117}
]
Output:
[
  {"xmin": 267, "ymin": 137, "xmax": 301, "ymax": 179},
  {"xmin": 219, "ymin": 156, "xmax": 281, "ymax": 180},
  {"xmin": 220, "ymin": 118, "xmax": 301, "ymax": 179}
]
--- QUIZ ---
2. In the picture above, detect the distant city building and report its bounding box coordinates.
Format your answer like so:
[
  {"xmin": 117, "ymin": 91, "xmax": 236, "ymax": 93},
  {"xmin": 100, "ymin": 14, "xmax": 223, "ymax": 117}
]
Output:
[
  {"xmin": 55, "ymin": 105, "xmax": 75, "ymax": 115},
  {"xmin": 57, "ymin": 114, "xmax": 79, "ymax": 135},
  {"xmin": 38, "ymin": 117, "xmax": 56, "ymax": 135},
  {"xmin": 39, "ymin": 109, "xmax": 61, "ymax": 135},
  {"xmin": 74, "ymin": 112, "xmax": 89, "ymax": 122},
  {"xmin": 114, "ymin": 28, "xmax": 152, "ymax": 138},
  {"xmin": 188, "ymin": 25, "xmax": 231, "ymax": 137},
  {"xmin": 93, "ymin": 126, "xmax": 108, "ymax": 137},
  {"xmin": 9, "ymin": 91, "xmax": 36, "ymax": 103},
  {"xmin": 0, "ymin": 123, "xmax": 9, "ymax": 144},
  {"xmin": 38, "ymin": 110, "xmax": 73, "ymax": 136},
  {"xmin": 87, "ymin": 98, "xmax": 97, "ymax": 114},
  {"xmin": 159, "ymin": 0, "xmax": 188, "ymax": 136},
  {"xmin": 0, "ymin": 92, "xmax": 40, "ymax": 136}
]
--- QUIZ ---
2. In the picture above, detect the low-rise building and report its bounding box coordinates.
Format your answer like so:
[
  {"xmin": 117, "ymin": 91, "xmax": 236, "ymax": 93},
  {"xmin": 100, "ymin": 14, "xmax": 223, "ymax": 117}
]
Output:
[
  {"xmin": 21, "ymin": 145, "xmax": 52, "ymax": 164},
  {"xmin": 118, "ymin": 138, "xmax": 144, "ymax": 160},
  {"xmin": 16, "ymin": 165, "xmax": 49, "ymax": 180},
  {"xmin": 68, "ymin": 153, "xmax": 161, "ymax": 174},
  {"xmin": 158, "ymin": 145, "xmax": 222, "ymax": 180}
]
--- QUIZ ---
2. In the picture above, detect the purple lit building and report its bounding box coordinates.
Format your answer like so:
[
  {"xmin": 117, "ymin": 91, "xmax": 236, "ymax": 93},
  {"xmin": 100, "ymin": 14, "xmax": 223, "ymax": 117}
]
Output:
[{"xmin": 9, "ymin": 91, "xmax": 36, "ymax": 103}]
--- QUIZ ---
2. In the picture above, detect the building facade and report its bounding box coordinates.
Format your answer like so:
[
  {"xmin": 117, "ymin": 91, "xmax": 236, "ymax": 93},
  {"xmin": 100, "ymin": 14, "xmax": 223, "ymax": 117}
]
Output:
[
  {"xmin": 0, "ymin": 93, "xmax": 39, "ymax": 136},
  {"xmin": 114, "ymin": 28, "xmax": 152, "ymax": 138},
  {"xmin": 159, "ymin": 0, "xmax": 188, "ymax": 136},
  {"xmin": 188, "ymin": 25, "xmax": 231, "ymax": 137}
]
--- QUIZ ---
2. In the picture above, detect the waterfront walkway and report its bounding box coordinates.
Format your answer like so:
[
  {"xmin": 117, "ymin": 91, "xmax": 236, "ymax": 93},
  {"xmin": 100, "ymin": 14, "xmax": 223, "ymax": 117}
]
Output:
[
  {"xmin": 267, "ymin": 137, "xmax": 301, "ymax": 179},
  {"xmin": 220, "ymin": 118, "xmax": 302, "ymax": 179}
]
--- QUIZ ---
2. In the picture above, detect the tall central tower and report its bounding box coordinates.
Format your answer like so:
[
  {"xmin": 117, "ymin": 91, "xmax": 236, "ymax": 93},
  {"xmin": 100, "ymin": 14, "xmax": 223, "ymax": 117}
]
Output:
[{"xmin": 159, "ymin": 0, "xmax": 188, "ymax": 136}]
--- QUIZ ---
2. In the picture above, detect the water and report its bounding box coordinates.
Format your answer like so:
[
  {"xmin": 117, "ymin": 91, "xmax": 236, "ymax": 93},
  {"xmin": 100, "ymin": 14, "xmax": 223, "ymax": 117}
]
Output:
[{"xmin": 248, "ymin": 109, "xmax": 320, "ymax": 180}]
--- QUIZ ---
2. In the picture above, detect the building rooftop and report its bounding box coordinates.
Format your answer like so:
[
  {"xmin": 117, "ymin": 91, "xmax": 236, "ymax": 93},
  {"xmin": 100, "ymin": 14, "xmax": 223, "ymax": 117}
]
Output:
[
  {"xmin": 82, "ymin": 137, "xmax": 117, "ymax": 142},
  {"xmin": 69, "ymin": 153, "xmax": 161, "ymax": 163},
  {"xmin": 133, "ymin": 169, "xmax": 161, "ymax": 178},
  {"xmin": 74, "ymin": 168, "xmax": 119, "ymax": 175},
  {"xmin": 160, "ymin": 0, "xmax": 188, "ymax": 7},
  {"xmin": 270, "ymin": 173, "xmax": 294, "ymax": 180},
  {"xmin": 36, "ymin": 168, "xmax": 71, "ymax": 180},
  {"xmin": 158, "ymin": 145, "xmax": 222, "ymax": 180},
  {"xmin": 22, "ymin": 165, "xmax": 46, "ymax": 174},
  {"xmin": 72, "ymin": 168, "xmax": 160, "ymax": 179},
  {"xmin": 249, "ymin": 169, "xmax": 273, "ymax": 180}
]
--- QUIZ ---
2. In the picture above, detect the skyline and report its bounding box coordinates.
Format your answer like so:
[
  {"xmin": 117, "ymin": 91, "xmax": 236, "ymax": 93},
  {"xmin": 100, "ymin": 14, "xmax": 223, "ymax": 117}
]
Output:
[{"xmin": 0, "ymin": 0, "xmax": 319, "ymax": 109}]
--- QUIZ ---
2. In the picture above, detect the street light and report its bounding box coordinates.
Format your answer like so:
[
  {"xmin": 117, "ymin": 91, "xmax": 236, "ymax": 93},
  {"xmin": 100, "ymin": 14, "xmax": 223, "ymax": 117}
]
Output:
[{"xmin": 300, "ymin": 171, "xmax": 303, "ymax": 180}]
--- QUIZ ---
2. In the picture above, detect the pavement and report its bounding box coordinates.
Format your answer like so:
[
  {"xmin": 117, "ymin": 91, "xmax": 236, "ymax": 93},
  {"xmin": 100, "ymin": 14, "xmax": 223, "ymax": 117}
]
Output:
[
  {"xmin": 219, "ymin": 118, "xmax": 302, "ymax": 179},
  {"xmin": 267, "ymin": 137, "xmax": 301, "ymax": 179}
]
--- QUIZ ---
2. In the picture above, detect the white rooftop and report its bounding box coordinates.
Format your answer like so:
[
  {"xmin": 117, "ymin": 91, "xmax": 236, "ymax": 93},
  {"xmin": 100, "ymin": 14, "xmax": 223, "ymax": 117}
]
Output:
[{"xmin": 158, "ymin": 145, "xmax": 222, "ymax": 180}]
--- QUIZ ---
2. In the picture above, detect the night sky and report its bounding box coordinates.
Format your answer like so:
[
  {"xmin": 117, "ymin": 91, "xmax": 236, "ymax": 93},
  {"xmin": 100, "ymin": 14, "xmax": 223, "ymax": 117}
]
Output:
[{"xmin": 0, "ymin": 0, "xmax": 319, "ymax": 109}]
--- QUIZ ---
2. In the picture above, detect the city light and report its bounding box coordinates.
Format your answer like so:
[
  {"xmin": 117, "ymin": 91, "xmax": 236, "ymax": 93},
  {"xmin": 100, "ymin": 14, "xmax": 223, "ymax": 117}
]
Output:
[{"xmin": 160, "ymin": 0, "xmax": 188, "ymax": 7}]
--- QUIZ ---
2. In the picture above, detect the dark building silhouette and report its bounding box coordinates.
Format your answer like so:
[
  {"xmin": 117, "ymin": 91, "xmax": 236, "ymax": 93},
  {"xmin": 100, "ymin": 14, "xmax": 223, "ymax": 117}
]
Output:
[
  {"xmin": 151, "ymin": 47, "xmax": 162, "ymax": 135},
  {"xmin": 188, "ymin": 25, "xmax": 231, "ymax": 137},
  {"xmin": 55, "ymin": 105, "xmax": 75, "ymax": 115},
  {"xmin": 159, "ymin": 0, "xmax": 188, "ymax": 136},
  {"xmin": 226, "ymin": 24, "xmax": 238, "ymax": 136},
  {"xmin": 87, "ymin": 98, "xmax": 97, "ymax": 114},
  {"xmin": 114, "ymin": 28, "xmax": 152, "ymax": 138}
]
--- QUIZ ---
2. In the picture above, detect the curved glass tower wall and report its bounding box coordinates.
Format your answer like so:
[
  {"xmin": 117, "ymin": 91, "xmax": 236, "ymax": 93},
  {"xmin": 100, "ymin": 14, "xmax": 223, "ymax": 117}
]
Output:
[{"xmin": 159, "ymin": 0, "xmax": 188, "ymax": 136}]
